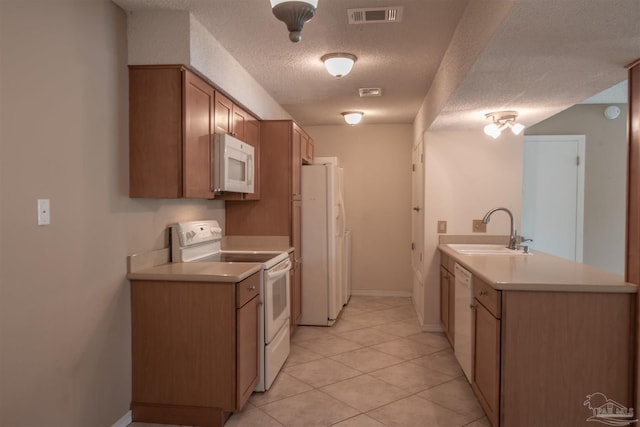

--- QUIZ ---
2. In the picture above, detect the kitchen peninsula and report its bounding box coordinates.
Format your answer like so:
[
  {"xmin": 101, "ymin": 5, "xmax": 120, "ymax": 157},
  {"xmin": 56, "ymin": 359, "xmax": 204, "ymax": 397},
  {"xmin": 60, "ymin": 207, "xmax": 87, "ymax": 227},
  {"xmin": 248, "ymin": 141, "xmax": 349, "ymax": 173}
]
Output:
[{"xmin": 439, "ymin": 242, "xmax": 637, "ymax": 427}]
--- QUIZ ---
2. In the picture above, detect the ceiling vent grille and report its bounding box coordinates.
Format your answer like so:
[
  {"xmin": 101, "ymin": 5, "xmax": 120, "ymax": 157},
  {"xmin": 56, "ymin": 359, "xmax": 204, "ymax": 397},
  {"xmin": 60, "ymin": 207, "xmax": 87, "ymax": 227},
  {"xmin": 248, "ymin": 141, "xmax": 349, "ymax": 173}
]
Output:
[
  {"xmin": 348, "ymin": 7, "xmax": 404, "ymax": 24},
  {"xmin": 359, "ymin": 88, "xmax": 383, "ymax": 97}
]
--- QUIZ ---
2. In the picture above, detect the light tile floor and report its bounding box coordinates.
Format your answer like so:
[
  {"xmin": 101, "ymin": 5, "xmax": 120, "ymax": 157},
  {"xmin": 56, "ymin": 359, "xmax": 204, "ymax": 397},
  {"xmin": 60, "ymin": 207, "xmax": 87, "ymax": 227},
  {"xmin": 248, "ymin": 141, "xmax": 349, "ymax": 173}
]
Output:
[{"xmin": 131, "ymin": 296, "xmax": 489, "ymax": 427}]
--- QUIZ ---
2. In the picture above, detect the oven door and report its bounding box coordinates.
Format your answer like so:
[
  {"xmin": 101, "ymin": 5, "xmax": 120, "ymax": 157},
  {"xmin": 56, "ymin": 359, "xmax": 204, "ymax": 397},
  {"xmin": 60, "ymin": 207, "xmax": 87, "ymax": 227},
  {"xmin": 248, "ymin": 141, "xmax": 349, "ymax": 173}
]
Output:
[{"xmin": 264, "ymin": 257, "xmax": 292, "ymax": 344}]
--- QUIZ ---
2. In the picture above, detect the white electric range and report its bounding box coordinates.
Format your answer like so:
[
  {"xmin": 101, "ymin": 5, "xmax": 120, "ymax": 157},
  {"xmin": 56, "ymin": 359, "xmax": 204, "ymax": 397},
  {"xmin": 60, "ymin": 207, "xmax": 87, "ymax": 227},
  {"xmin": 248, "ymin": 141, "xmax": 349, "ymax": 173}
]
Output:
[{"xmin": 170, "ymin": 220, "xmax": 291, "ymax": 392}]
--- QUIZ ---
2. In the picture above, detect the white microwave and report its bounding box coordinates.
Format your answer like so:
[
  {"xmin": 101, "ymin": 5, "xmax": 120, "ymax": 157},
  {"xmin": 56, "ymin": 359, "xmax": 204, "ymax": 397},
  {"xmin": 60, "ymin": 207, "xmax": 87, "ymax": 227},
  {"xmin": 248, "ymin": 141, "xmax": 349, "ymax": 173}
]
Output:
[{"xmin": 213, "ymin": 133, "xmax": 255, "ymax": 194}]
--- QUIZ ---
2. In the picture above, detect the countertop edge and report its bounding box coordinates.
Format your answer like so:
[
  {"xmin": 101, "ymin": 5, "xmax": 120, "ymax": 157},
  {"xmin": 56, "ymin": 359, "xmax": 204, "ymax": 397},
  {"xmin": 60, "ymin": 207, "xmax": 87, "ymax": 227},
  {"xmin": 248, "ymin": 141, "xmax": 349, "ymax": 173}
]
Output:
[
  {"xmin": 126, "ymin": 263, "xmax": 263, "ymax": 283},
  {"xmin": 438, "ymin": 244, "xmax": 638, "ymax": 294}
]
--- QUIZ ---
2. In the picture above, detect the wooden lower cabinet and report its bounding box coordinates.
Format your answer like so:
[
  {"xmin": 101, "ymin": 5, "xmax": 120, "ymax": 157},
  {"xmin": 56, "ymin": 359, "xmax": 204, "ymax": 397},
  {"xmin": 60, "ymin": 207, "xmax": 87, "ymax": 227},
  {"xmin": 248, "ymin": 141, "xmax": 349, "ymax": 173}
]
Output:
[
  {"xmin": 472, "ymin": 300, "xmax": 500, "ymax": 427},
  {"xmin": 470, "ymin": 276, "xmax": 635, "ymax": 427},
  {"xmin": 440, "ymin": 254, "xmax": 455, "ymax": 346},
  {"xmin": 130, "ymin": 273, "xmax": 260, "ymax": 427}
]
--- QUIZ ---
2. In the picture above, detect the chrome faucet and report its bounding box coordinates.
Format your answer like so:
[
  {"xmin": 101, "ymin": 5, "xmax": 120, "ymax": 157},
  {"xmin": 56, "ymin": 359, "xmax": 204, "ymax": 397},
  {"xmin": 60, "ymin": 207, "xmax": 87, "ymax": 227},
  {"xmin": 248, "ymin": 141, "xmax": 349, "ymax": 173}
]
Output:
[{"xmin": 482, "ymin": 207, "xmax": 518, "ymax": 250}]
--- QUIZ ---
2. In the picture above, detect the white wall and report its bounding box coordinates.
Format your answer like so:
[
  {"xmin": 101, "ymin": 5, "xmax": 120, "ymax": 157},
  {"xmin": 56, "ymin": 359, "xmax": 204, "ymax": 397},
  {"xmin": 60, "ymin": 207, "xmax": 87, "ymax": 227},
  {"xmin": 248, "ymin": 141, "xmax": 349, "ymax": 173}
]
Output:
[
  {"xmin": 421, "ymin": 131, "xmax": 523, "ymax": 328},
  {"xmin": 526, "ymin": 104, "xmax": 627, "ymax": 274},
  {"xmin": 305, "ymin": 125, "xmax": 414, "ymax": 295},
  {"xmin": 127, "ymin": 10, "xmax": 291, "ymax": 121}
]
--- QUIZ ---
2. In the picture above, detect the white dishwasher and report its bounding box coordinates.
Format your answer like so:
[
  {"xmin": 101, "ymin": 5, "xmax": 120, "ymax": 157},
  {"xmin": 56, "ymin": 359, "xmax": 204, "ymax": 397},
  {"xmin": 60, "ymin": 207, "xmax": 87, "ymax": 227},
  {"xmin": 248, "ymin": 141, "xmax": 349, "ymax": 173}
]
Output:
[{"xmin": 454, "ymin": 263, "xmax": 473, "ymax": 383}]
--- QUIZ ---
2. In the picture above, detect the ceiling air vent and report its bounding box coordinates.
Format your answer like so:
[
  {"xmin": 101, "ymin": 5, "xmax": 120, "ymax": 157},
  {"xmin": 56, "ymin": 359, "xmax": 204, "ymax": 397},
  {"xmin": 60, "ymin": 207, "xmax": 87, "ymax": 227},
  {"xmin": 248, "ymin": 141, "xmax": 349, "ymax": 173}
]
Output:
[
  {"xmin": 348, "ymin": 7, "xmax": 404, "ymax": 24},
  {"xmin": 359, "ymin": 88, "xmax": 383, "ymax": 97}
]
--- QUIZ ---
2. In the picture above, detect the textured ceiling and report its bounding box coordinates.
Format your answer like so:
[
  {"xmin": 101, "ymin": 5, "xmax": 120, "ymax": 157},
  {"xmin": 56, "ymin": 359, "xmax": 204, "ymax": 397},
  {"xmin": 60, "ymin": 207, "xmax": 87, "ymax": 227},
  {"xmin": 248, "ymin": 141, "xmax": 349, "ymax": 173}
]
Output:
[{"xmin": 113, "ymin": 0, "xmax": 640, "ymax": 129}]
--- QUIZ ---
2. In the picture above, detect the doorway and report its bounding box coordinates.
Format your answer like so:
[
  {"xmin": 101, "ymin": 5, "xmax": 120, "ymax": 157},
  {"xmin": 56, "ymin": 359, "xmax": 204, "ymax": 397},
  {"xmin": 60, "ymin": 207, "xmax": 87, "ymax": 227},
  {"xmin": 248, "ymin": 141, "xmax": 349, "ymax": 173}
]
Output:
[{"xmin": 521, "ymin": 135, "xmax": 585, "ymax": 262}]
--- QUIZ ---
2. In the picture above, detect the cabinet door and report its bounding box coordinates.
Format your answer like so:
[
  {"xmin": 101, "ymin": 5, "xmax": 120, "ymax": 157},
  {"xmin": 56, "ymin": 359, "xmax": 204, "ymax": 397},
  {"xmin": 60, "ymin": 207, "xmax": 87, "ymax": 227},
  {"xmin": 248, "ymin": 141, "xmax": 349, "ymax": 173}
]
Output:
[
  {"xmin": 440, "ymin": 266, "xmax": 450, "ymax": 341},
  {"xmin": 129, "ymin": 66, "xmax": 183, "ymax": 198},
  {"xmin": 214, "ymin": 91, "xmax": 233, "ymax": 135},
  {"xmin": 232, "ymin": 105, "xmax": 249, "ymax": 141},
  {"xmin": 448, "ymin": 272, "xmax": 455, "ymax": 344},
  {"xmin": 473, "ymin": 301, "xmax": 501, "ymax": 427},
  {"xmin": 183, "ymin": 70, "xmax": 215, "ymax": 199},
  {"xmin": 292, "ymin": 124, "xmax": 302, "ymax": 199},
  {"xmin": 236, "ymin": 295, "xmax": 259, "ymax": 410},
  {"xmin": 301, "ymin": 132, "xmax": 313, "ymax": 164}
]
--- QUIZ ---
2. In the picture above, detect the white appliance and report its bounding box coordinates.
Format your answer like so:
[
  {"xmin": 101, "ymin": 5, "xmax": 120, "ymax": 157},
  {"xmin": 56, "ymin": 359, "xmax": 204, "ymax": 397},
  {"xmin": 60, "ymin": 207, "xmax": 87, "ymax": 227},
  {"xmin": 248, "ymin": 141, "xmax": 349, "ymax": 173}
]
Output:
[
  {"xmin": 301, "ymin": 157, "xmax": 347, "ymax": 326},
  {"xmin": 343, "ymin": 230, "xmax": 352, "ymax": 305},
  {"xmin": 213, "ymin": 133, "xmax": 254, "ymax": 194},
  {"xmin": 454, "ymin": 262, "xmax": 473, "ymax": 383},
  {"xmin": 170, "ymin": 220, "xmax": 290, "ymax": 392}
]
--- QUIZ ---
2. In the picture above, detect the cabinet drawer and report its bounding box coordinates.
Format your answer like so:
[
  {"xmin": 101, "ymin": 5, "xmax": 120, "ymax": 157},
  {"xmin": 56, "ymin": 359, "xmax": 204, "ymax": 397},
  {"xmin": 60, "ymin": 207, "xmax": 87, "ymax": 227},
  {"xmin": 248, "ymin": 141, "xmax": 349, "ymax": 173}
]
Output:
[
  {"xmin": 237, "ymin": 273, "xmax": 260, "ymax": 308},
  {"xmin": 474, "ymin": 277, "xmax": 501, "ymax": 318}
]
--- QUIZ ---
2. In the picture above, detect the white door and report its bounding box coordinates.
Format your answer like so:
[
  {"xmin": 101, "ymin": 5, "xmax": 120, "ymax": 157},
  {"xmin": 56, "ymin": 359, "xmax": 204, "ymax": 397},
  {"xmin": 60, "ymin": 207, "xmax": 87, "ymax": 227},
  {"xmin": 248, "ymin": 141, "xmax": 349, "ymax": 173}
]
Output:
[
  {"xmin": 411, "ymin": 140, "xmax": 425, "ymax": 318},
  {"xmin": 411, "ymin": 141, "xmax": 424, "ymax": 276},
  {"xmin": 522, "ymin": 135, "xmax": 585, "ymax": 261}
]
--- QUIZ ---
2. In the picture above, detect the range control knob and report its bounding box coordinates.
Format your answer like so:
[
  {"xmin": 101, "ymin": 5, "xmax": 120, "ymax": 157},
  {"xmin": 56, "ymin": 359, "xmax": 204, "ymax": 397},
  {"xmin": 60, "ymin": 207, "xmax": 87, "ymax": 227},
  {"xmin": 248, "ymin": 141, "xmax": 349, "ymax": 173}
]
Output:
[{"xmin": 186, "ymin": 230, "xmax": 196, "ymax": 241}]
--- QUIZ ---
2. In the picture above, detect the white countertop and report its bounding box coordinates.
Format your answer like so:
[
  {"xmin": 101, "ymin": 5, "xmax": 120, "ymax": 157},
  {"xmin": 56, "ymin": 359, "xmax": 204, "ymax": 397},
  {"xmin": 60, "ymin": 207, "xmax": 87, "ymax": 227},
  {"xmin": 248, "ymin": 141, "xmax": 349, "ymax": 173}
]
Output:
[
  {"xmin": 439, "ymin": 244, "xmax": 637, "ymax": 293},
  {"xmin": 127, "ymin": 261, "xmax": 263, "ymax": 283},
  {"xmin": 126, "ymin": 235, "xmax": 294, "ymax": 283}
]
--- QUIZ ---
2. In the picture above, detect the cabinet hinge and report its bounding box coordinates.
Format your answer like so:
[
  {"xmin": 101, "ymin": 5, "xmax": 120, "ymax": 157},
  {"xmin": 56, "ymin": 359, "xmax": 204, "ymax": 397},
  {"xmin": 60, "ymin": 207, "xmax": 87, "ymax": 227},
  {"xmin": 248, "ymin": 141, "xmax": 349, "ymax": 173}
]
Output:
[
  {"xmin": 577, "ymin": 156, "xmax": 580, "ymax": 166},
  {"xmin": 421, "ymin": 153, "xmax": 424, "ymax": 163},
  {"xmin": 412, "ymin": 164, "xmax": 416, "ymax": 172},
  {"xmin": 411, "ymin": 242, "xmax": 415, "ymax": 250}
]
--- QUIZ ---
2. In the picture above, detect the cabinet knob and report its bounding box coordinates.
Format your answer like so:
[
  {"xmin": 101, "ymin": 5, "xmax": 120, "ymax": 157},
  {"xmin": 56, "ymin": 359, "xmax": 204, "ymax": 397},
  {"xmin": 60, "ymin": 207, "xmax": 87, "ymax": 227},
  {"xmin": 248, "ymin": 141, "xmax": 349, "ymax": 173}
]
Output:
[
  {"xmin": 249, "ymin": 286, "xmax": 256, "ymax": 291},
  {"xmin": 480, "ymin": 290, "xmax": 488, "ymax": 296}
]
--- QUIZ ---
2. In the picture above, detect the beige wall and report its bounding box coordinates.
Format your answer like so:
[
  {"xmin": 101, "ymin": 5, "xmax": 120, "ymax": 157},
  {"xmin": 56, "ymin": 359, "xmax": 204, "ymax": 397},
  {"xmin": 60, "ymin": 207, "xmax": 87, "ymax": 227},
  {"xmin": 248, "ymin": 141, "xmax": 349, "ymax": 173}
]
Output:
[
  {"xmin": 526, "ymin": 104, "xmax": 627, "ymax": 274},
  {"xmin": 305, "ymin": 125, "xmax": 414, "ymax": 295},
  {"xmin": 421, "ymin": 131, "xmax": 523, "ymax": 329},
  {"xmin": 0, "ymin": 1, "xmax": 226, "ymax": 425}
]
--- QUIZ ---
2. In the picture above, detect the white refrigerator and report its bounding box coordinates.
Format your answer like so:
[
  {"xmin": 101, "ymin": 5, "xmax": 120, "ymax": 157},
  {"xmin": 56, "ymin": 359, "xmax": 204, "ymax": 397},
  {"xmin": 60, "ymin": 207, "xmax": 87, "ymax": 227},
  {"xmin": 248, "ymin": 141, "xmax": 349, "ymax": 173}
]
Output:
[{"xmin": 300, "ymin": 157, "xmax": 347, "ymax": 326}]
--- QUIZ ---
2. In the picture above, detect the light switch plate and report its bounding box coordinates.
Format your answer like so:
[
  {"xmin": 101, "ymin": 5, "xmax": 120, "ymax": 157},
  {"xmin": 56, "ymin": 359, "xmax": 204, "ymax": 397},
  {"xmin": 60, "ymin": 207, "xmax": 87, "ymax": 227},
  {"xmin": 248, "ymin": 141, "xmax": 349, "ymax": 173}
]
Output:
[
  {"xmin": 37, "ymin": 199, "xmax": 50, "ymax": 225},
  {"xmin": 437, "ymin": 220, "xmax": 447, "ymax": 234},
  {"xmin": 473, "ymin": 219, "xmax": 486, "ymax": 233}
]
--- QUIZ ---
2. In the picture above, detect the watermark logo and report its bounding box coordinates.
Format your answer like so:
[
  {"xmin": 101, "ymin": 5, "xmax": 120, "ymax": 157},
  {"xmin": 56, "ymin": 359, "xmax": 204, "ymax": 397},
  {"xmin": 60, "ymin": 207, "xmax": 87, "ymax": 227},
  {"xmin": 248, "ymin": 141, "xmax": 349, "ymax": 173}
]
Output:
[{"xmin": 584, "ymin": 392, "xmax": 638, "ymax": 426}]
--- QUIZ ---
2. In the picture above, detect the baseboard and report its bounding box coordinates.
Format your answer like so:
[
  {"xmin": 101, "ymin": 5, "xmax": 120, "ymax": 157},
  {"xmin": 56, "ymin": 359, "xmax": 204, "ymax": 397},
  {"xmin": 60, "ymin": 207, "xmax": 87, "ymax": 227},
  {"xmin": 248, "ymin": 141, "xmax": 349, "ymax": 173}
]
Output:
[
  {"xmin": 112, "ymin": 410, "xmax": 132, "ymax": 427},
  {"xmin": 350, "ymin": 290, "xmax": 412, "ymax": 297},
  {"xmin": 422, "ymin": 323, "xmax": 444, "ymax": 333}
]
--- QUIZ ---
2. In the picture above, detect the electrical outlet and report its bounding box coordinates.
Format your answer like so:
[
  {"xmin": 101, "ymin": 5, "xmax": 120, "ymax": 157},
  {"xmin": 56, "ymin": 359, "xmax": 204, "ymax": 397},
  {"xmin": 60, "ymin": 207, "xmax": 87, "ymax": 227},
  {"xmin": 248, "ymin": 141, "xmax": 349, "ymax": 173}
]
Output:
[
  {"xmin": 437, "ymin": 220, "xmax": 447, "ymax": 234},
  {"xmin": 473, "ymin": 219, "xmax": 486, "ymax": 233},
  {"xmin": 37, "ymin": 199, "xmax": 50, "ymax": 226}
]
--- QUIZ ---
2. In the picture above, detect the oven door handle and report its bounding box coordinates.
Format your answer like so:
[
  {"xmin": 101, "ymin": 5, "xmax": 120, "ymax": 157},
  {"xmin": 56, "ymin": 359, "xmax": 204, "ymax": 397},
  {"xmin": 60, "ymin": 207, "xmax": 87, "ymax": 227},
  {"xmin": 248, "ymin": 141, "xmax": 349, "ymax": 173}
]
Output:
[{"xmin": 267, "ymin": 259, "xmax": 292, "ymax": 279}]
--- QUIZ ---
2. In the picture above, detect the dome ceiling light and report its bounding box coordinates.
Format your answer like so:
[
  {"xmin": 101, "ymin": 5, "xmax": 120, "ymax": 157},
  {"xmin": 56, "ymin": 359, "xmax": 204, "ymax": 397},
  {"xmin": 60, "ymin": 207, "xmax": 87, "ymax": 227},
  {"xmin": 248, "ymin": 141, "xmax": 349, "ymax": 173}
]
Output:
[
  {"xmin": 321, "ymin": 53, "xmax": 357, "ymax": 78},
  {"xmin": 270, "ymin": 0, "xmax": 318, "ymax": 43},
  {"xmin": 342, "ymin": 111, "xmax": 364, "ymax": 125},
  {"xmin": 483, "ymin": 111, "xmax": 525, "ymax": 139}
]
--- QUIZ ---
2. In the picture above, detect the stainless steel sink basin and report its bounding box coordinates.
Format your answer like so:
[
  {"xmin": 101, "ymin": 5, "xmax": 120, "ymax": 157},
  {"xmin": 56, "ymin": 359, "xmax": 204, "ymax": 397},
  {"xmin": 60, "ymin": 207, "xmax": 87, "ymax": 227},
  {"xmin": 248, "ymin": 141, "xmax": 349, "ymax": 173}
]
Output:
[{"xmin": 446, "ymin": 244, "xmax": 532, "ymax": 256}]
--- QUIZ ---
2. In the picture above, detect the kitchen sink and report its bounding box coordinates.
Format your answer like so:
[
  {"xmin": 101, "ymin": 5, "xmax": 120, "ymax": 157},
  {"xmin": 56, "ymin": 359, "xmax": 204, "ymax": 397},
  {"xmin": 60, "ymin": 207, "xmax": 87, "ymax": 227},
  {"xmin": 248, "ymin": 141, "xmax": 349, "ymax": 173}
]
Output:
[{"xmin": 446, "ymin": 243, "xmax": 532, "ymax": 256}]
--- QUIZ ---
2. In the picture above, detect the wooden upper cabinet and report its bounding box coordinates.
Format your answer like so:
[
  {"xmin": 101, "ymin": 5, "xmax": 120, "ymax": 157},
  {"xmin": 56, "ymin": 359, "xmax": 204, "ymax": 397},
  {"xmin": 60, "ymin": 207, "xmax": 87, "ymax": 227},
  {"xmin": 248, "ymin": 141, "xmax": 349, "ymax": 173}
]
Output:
[
  {"xmin": 213, "ymin": 91, "xmax": 261, "ymax": 201},
  {"xmin": 183, "ymin": 71, "xmax": 215, "ymax": 199},
  {"xmin": 301, "ymin": 132, "xmax": 314, "ymax": 165},
  {"xmin": 292, "ymin": 123, "xmax": 303, "ymax": 199},
  {"xmin": 214, "ymin": 91, "xmax": 233, "ymax": 136},
  {"xmin": 214, "ymin": 90, "xmax": 250, "ymax": 141},
  {"xmin": 232, "ymin": 105, "xmax": 249, "ymax": 141},
  {"xmin": 129, "ymin": 65, "xmax": 214, "ymax": 199}
]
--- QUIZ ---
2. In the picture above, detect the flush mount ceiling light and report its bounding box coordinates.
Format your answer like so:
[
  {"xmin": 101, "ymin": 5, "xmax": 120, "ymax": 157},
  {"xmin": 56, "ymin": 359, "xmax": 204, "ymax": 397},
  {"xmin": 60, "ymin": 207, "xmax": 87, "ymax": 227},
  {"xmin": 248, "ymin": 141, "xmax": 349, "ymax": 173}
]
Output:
[
  {"xmin": 270, "ymin": 0, "xmax": 318, "ymax": 43},
  {"xmin": 342, "ymin": 111, "xmax": 364, "ymax": 125},
  {"xmin": 483, "ymin": 111, "xmax": 525, "ymax": 139},
  {"xmin": 321, "ymin": 53, "xmax": 357, "ymax": 78}
]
